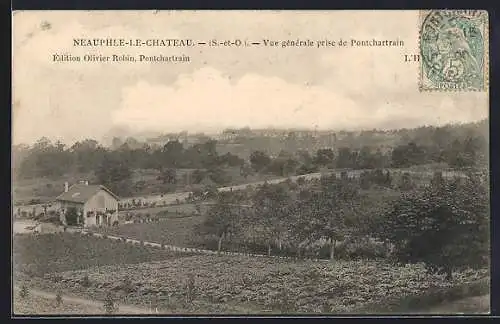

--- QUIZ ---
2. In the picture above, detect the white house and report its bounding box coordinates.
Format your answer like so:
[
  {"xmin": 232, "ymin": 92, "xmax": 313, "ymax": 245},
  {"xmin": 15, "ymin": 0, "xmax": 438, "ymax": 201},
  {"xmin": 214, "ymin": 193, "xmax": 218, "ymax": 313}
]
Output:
[{"xmin": 56, "ymin": 181, "xmax": 120, "ymax": 228}]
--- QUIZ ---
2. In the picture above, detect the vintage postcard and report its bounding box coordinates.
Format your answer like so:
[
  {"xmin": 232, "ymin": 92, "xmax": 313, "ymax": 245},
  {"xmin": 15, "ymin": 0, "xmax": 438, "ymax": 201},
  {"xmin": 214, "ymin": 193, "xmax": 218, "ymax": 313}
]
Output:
[{"xmin": 12, "ymin": 10, "xmax": 490, "ymax": 316}]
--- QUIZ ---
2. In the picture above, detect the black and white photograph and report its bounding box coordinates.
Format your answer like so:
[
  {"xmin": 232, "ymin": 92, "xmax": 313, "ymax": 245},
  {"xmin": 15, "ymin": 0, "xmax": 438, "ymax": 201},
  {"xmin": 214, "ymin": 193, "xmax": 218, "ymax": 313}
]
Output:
[{"xmin": 12, "ymin": 10, "xmax": 490, "ymax": 316}]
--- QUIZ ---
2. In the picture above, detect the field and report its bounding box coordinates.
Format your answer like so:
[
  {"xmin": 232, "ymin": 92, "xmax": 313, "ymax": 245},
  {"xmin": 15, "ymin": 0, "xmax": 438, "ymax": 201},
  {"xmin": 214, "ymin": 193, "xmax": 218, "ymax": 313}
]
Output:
[
  {"xmin": 25, "ymin": 254, "xmax": 489, "ymax": 314},
  {"xmin": 96, "ymin": 215, "xmax": 205, "ymax": 247},
  {"xmin": 13, "ymin": 233, "xmax": 197, "ymax": 279}
]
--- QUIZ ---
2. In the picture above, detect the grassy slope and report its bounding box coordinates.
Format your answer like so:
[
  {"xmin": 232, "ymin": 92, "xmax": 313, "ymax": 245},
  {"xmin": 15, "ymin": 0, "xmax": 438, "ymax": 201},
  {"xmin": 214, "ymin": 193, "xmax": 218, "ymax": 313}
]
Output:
[
  {"xmin": 13, "ymin": 233, "xmax": 197, "ymax": 278},
  {"xmin": 95, "ymin": 215, "xmax": 205, "ymax": 247}
]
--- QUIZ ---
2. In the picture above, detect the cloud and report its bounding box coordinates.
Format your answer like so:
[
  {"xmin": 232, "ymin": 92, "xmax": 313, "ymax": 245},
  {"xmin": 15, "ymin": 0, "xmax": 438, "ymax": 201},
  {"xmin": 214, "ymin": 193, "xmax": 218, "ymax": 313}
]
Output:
[
  {"xmin": 113, "ymin": 66, "xmax": 487, "ymax": 134},
  {"xmin": 113, "ymin": 67, "xmax": 364, "ymax": 132}
]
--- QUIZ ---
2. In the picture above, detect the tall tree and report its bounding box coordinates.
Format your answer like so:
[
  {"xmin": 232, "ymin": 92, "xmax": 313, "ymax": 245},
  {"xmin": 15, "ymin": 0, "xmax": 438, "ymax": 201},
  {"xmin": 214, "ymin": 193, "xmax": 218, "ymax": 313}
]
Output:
[
  {"xmin": 195, "ymin": 192, "xmax": 241, "ymax": 253},
  {"xmin": 252, "ymin": 183, "xmax": 291, "ymax": 255},
  {"xmin": 250, "ymin": 151, "xmax": 272, "ymax": 172},
  {"xmin": 376, "ymin": 175, "xmax": 489, "ymax": 280},
  {"xmin": 158, "ymin": 168, "xmax": 177, "ymax": 184},
  {"xmin": 95, "ymin": 154, "xmax": 132, "ymax": 196},
  {"xmin": 313, "ymin": 148, "xmax": 335, "ymax": 167}
]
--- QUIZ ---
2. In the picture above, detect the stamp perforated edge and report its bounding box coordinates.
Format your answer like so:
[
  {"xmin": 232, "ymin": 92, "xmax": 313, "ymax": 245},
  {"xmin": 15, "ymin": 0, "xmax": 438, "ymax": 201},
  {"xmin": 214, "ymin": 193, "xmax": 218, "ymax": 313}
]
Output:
[{"xmin": 418, "ymin": 10, "xmax": 489, "ymax": 93}]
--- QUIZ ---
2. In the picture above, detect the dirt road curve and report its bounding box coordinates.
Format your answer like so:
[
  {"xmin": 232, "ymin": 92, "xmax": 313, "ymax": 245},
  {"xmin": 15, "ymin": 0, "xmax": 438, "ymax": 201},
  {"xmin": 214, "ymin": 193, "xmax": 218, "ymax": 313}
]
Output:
[{"xmin": 14, "ymin": 286, "xmax": 150, "ymax": 315}]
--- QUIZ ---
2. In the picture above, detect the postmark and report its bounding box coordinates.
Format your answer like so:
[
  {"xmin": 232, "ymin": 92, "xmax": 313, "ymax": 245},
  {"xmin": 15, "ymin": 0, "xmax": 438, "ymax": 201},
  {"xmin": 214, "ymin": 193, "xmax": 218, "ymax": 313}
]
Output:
[{"xmin": 419, "ymin": 10, "xmax": 488, "ymax": 92}]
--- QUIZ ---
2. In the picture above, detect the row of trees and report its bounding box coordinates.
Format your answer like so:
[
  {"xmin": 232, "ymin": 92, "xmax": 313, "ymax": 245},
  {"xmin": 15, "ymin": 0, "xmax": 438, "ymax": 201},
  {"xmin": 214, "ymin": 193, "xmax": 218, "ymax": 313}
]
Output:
[
  {"xmin": 251, "ymin": 135, "xmax": 487, "ymax": 175},
  {"xmin": 14, "ymin": 120, "xmax": 487, "ymax": 181},
  {"xmin": 15, "ymin": 138, "xmax": 243, "ymax": 179},
  {"xmin": 221, "ymin": 120, "xmax": 488, "ymax": 155},
  {"xmin": 196, "ymin": 171, "xmax": 489, "ymax": 280}
]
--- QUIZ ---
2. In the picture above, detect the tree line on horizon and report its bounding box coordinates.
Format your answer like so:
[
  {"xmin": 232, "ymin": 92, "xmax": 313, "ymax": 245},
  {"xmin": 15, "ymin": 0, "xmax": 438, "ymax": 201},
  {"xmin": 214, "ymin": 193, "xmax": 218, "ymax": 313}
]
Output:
[{"xmin": 12, "ymin": 120, "xmax": 488, "ymax": 196}]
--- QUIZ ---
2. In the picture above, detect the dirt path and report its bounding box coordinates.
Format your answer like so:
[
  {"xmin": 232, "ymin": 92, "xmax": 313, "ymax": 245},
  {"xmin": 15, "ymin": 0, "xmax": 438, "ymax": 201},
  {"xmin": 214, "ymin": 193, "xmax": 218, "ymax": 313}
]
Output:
[
  {"xmin": 423, "ymin": 294, "xmax": 490, "ymax": 314},
  {"xmin": 14, "ymin": 286, "xmax": 151, "ymax": 314}
]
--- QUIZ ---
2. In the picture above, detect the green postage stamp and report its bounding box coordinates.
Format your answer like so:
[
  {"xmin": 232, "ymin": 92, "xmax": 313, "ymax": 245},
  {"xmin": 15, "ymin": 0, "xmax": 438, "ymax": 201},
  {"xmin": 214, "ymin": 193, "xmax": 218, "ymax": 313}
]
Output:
[{"xmin": 419, "ymin": 10, "xmax": 488, "ymax": 92}]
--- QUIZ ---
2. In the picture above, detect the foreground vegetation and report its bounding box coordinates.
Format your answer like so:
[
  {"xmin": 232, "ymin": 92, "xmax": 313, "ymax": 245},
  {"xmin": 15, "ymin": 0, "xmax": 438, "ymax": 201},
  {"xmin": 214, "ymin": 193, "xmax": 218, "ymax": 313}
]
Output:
[{"xmin": 24, "ymin": 255, "xmax": 488, "ymax": 314}]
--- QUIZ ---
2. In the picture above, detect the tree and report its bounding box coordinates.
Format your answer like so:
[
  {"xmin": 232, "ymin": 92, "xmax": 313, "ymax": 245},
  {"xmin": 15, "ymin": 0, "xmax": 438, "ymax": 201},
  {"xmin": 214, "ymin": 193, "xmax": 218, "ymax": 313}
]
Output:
[
  {"xmin": 391, "ymin": 142, "xmax": 426, "ymax": 167},
  {"xmin": 239, "ymin": 163, "xmax": 253, "ymax": 179},
  {"xmin": 158, "ymin": 168, "xmax": 177, "ymax": 184},
  {"xmin": 336, "ymin": 147, "xmax": 353, "ymax": 169},
  {"xmin": 161, "ymin": 140, "xmax": 184, "ymax": 167},
  {"xmin": 218, "ymin": 152, "xmax": 244, "ymax": 167},
  {"xmin": 207, "ymin": 167, "xmax": 229, "ymax": 185},
  {"xmin": 250, "ymin": 151, "xmax": 272, "ymax": 172},
  {"xmin": 313, "ymin": 149, "xmax": 335, "ymax": 167},
  {"xmin": 296, "ymin": 150, "xmax": 313, "ymax": 165},
  {"xmin": 195, "ymin": 192, "xmax": 240, "ymax": 253},
  {"xmin": 95, "ymin": 154, "xmax": 132, "ymax": 196},
  {"xmin": 252, "ymin": 184, "xmax": 292, "ymax": 255},
  {"xmin": 376, "ymin": 175, "xmax": 489, "ymax": 280},
  {"xmin": 296, "ymin": 163, "xmax": 319, "ymax": 175},
  {"xmin": 266, "ymin": 157, "xmax": 298, "ymax": 177},
  {"xmin": 191, "ymin": 169, "xmax": 207, "ymax": 184},
  {"xmin": 297, "ymin": 178, "xmax": 361, "ymax": 260},
  {"xmin": 356, "ymin": 146, "xmax": 376, "ymax": 169}
]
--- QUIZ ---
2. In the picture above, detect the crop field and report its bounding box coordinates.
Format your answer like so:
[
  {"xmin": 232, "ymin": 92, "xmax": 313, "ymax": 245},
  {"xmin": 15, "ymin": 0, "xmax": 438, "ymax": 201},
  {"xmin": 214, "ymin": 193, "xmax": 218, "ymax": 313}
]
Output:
[
  {"xmin": 13, "ymin": 233, "xmax": 197, "ymax": 279},
  {"xmin": 95, "ymin": 215, "xmax": 205, "ymax": 247},
  {"xmin": 27, "ymin": 255, "xmax": 489, "ymax": 314}
]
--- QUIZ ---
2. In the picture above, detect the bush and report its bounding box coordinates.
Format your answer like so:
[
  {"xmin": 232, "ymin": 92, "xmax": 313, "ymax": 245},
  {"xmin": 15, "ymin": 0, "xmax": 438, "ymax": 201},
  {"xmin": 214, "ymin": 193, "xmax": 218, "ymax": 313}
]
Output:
[
  {"xmin": 81, "ymin": 275, "xmax": 91, "ymax": 287},
  {"xmin": 19, "ymin": 283, "xmax": 29, "ymax": 299},
  {"xmin": 65, "ymin": 207, "xmax": 79, "ymax": 226},
  {"xmin": 55, "ymin": 291, "xmax": 63, "ymax": 306},
  {"xmin": 104, "ymin": 292, "xmax": 118, "ymax": 314},
  {"xmin": 185, "ymin": 274, "xmax": 196, "ymax": 304},
  {"xmin": 122, "ymin": 275, "xmax": 134, "ymax": 293},
  {"xmin": 337, "ymin": 238, "xmax": 389, "ymax": 260}
]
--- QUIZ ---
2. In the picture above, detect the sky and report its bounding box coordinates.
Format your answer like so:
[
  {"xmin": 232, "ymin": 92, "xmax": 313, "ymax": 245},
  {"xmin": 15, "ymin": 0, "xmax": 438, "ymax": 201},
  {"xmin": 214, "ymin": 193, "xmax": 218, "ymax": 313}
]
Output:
[{"xmin": 12, "ymin": 10, "xmax": 489, "ymax": 145}]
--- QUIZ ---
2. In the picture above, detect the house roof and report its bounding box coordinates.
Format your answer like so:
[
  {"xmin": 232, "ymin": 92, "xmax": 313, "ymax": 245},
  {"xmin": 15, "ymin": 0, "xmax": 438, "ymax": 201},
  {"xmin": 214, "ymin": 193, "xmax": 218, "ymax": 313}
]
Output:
[{"xmin": 56, "ymin": 184, "xmax": 120, "ymax": 203}]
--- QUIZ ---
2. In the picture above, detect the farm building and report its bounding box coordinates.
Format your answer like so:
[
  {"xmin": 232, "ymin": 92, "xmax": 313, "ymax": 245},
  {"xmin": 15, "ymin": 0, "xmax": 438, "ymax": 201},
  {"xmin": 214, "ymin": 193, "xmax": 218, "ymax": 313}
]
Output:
[{"xmin": 56, "ymin": 181, "xmax": 120, "ymax": 228}]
